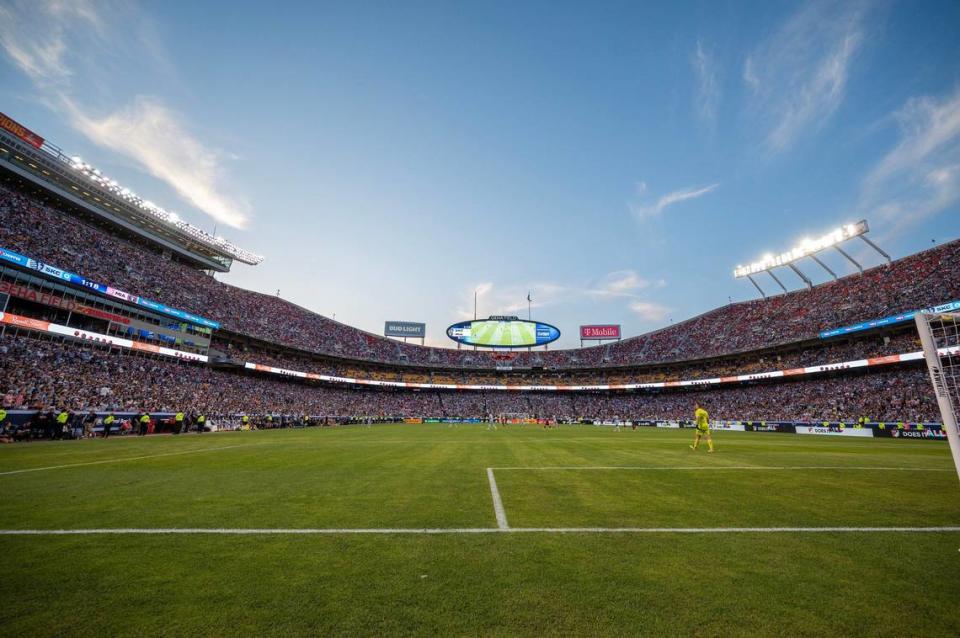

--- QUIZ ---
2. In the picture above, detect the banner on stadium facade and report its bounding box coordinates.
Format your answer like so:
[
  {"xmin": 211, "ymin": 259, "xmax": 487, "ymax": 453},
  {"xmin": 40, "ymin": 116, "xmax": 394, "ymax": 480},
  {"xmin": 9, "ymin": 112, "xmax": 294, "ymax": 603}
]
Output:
[
  {"xmin": 819, "ymin": 300, "xmax": 960, "ymax": 339},
  {"xmin": 0, "ymin": 311, "xmax": 207, "ymax": 362},
  {"xmin": 384, "ymin": 321, "xmax": 426, "ymax": 338},
  {"xmin": 579, "ymin": 325, "xmax": 621, "ymax": 340},
  {"xmin": 795, "ymin": 425, "xmax": 874, "ymax": 437},
  {"xmin": 0, "ymin": 112, "xmax": 44, "ymax": 149},
  {"xmin": 0, "ymin": 279, "xmax": 131, "ymax": 324},
  {"xmin": 0, "ymin": 245, "xmax": 220, "ymax": 329},
  {"xmin": 115, "ymin": 316, "xmax": 209, "ymax": 348}
]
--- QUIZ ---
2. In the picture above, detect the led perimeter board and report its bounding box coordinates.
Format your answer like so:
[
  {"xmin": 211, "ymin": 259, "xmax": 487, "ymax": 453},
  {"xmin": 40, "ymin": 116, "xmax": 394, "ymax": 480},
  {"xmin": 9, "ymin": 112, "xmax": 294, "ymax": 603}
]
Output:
[{"xmin": 446, "ymin": 316, "xmax": 561, "ymax": 348}]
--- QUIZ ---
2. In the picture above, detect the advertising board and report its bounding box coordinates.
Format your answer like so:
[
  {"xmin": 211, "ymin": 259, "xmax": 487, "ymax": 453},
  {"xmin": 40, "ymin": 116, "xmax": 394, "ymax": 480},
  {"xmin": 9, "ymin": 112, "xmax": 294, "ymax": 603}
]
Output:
[
  {"xmin": 580, "ymin": 324, "xmax": 621, "ymax": 340},
  {"xmin": 0, "ymin": 112, "xmax": 44, "ymax": 149},
  {"xmin": 384, "ymin": 321, "xmax": 426, "ymax": 338},
  {"xmin": 795, "ymin": 425, "xmax": 874, "ymax": 437}
]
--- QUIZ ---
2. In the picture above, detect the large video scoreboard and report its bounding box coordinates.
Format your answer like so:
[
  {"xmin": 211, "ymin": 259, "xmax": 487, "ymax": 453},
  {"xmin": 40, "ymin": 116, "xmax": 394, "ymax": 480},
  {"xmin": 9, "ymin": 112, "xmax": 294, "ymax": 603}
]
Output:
[{"xmin": 446, "ymin": 316, "xmax": 560, "ymax": 348}]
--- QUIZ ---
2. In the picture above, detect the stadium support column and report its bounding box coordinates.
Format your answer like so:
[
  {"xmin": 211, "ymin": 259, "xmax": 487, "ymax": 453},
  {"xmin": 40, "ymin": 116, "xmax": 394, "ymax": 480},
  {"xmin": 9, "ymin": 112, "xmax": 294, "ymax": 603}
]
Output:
[
  {"xmin": 766, "ymin": 270, "xmax": 789, "ymax": 294},
  {"xmin": 747, "ymin": 275, "xmax": 767, "ymax": 298},
  {"xmin": 834, "ymin": 245, "xmax": 862, "ymax": 273},
  {"xmin": 859, "ymin": 235, "xmax": 892, "ymax": 264},
  {"xmin": 788, "ymin": 263, "xmax": 813, "ymax": 289},
  {"xmin": 810, "ymin": 255, "xmax": 838, "ymax": 280}
]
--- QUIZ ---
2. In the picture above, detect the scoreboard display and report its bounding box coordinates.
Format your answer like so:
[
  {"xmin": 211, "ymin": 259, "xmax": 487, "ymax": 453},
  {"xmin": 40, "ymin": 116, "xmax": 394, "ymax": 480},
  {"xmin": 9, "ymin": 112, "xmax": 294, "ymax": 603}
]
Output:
[{"xmin": 446, "ymin": 316, "xmax": 560, "ymax": 348}]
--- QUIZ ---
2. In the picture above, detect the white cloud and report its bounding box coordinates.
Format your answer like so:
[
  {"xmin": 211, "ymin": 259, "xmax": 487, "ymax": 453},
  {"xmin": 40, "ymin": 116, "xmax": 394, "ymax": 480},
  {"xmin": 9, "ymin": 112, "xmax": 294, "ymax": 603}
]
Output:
[
  {"xmin": 587, "ymin": 270, "xmax": 650, "ymax": 297},
  {"xmin": 0, "ymin": 0, "xmax": 104, "ymax": 84},
  {"xmin": 0, "ymin": 0, "xmax": 252, "ymax": 229},
  {"xmin": 61, "ymin": 97, "xmax": 252, "ymax": 229},
  {"xmin": 744, "ymin": 0, "xmax": 874, "ymax": 152},
  {"xmin": 629, "ymin": 301, "xmax": 671, "ymax": 322},
  {"xmin": 455, "ymin": 271, "xmax": 667, "ymax": 323},
  {"xmin": 631, "ymin": 182, "xmax": 719, "ymax": 220},
  {"xmin": 859, "ymin": 88, "xmax": 960, "ymax": 240},
  {"xmin": 692, "ymin": 40, "xmax": 720, "ymax": 123}
]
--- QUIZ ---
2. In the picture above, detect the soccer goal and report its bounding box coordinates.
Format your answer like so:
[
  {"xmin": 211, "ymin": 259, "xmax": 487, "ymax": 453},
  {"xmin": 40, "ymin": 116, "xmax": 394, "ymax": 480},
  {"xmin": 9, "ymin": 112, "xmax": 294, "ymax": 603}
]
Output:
[{"xmin": 915, "ymin": 311, "xmax": 960, "ymax": 483}]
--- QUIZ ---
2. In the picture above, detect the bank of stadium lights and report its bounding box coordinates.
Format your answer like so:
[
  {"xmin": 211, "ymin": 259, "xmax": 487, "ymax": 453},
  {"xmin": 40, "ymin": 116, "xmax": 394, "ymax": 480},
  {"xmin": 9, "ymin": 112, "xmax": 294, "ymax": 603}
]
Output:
[
  {"xmin": 68, "ymin": 156, "xmax": 263, "ymax": 265},
  {"xmin": 733, "ymin": 220, "xmax": 891, "ymax": 297}
]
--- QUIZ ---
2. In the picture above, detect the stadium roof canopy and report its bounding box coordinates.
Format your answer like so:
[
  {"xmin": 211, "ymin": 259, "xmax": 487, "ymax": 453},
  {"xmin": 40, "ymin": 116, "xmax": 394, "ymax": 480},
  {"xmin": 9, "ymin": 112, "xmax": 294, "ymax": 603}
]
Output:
[{"xmin": 0, "ymin": 116, "xmax": 261, "ymax": 273}]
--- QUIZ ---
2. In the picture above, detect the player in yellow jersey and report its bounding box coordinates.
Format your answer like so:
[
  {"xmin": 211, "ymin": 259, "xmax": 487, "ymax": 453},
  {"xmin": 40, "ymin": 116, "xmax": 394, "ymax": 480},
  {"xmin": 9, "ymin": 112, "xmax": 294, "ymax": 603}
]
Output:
[{"xmin": 690, "ymin": 402, "xmax": 714, "ymax": 452}]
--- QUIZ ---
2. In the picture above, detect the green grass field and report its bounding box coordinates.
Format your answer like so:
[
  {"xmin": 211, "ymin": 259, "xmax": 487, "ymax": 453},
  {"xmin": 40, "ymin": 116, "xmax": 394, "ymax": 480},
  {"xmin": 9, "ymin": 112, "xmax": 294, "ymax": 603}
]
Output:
[{"xmin": 2, "ymin": 423, "xmax": 960, "ymax": 637}]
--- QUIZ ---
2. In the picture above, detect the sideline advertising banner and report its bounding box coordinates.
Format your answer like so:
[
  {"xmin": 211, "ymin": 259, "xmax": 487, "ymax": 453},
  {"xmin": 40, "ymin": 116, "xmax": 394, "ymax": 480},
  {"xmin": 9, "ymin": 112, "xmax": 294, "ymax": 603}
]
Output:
[
  {"xmin": 876, "ymin": 427, "xmax": 946, "ymax": 440},
  {"xmin": 795, "ymin": 425, "xmax": 874, "ymax": 438}
]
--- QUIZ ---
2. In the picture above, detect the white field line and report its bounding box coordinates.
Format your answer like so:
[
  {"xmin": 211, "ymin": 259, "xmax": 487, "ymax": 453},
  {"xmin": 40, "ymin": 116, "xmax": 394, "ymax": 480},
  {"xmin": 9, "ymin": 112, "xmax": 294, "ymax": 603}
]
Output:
[
  {"xmin": 1, "ymin": 527, "xmax": 959, "ymax": 535},
  {"xmin": 487, "ymin": 468, "xmax": 510, "ymax": 529},
  {"xmin": 491, "ymin": 465, "xmax": 954, "ymax": 471},
  {"xmin": 264, "ymin": 438, "xmax": 934, "ymax": 449},
  {"xmin": 0, "ymin": 444, "xmax": 261, "ymax": 476}
]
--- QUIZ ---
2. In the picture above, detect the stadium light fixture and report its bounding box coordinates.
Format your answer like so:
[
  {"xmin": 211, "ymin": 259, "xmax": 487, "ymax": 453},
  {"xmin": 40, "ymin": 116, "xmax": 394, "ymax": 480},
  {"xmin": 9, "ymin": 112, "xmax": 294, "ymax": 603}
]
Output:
[
  {"xmin": 64, "ymin": 154, "xmax": 264, "ymax": 265},
  {"xmin": 733, "ymin": 220, "xmax": 869, "ymax": 279}
]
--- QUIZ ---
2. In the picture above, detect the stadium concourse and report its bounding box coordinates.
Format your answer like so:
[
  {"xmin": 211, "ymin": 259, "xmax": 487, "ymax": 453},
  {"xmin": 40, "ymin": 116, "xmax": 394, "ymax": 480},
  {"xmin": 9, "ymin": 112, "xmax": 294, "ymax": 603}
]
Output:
[{"xmin": 0, "ymin": 176, "xmax": 957, "ymax": 435}]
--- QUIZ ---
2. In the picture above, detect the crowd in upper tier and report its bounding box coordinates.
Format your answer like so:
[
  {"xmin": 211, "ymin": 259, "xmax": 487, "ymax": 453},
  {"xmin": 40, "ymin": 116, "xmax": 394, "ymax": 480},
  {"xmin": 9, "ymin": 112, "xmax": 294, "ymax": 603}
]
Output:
[
  {"xmin": 0, "ymin": 333, "xmax": 939, "ymax": 423},
  {"xmin": 2, "ymin": 183, "xmax": 958, "ymax": 369},
  {"xmin": 218, "ymin": 329, "xmax": 922, "ymax": 387}
]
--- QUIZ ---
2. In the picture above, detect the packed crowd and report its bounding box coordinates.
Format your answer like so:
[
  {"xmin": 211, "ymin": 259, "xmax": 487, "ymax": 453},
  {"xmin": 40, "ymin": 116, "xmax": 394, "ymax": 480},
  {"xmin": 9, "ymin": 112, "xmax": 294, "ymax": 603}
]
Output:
[
  {"xmin": 2, "ymin": 183, "xmax": 958, "ymax": 370},
  {"xmin": 218, "ymin": 329, "xmax": 922, "ymax": 387},
  {"xmin": 0, "ymin": 333, "xmax": 940, "ymax": 424}
]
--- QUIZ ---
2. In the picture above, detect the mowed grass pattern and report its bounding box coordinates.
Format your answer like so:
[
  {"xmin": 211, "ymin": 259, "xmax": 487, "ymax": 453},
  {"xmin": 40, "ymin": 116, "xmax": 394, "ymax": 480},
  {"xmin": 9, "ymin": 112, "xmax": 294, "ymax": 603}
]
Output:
[
  {"xmin": 469, "ymin": 320, "xmax": 536, "ymax": 346},
  {"xmin": 1, "ymin": 424, "xmax": 959, "ymax": 636}
]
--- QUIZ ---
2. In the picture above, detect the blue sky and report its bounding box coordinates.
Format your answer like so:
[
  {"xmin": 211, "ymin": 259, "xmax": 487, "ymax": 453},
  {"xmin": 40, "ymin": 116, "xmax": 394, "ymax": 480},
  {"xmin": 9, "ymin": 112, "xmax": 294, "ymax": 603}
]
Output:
[{"xmin": 1, "ymin": 0, "xmax": 959, "ymax": 348}]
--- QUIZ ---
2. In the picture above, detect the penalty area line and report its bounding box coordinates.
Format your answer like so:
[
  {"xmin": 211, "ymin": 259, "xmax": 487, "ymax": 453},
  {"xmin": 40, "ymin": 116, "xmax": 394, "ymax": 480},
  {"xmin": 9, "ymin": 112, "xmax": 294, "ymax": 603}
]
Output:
[
  {"xmin": 1, "ymin": 527, "xmax": 959, "ymax": 536},
  {"xmin": 487, "ymin": 468, "xmax": 510, "ymax": 529},
  {"xmin": 490, "ymin": 466, "xmax": 955, "ymax": 472}
]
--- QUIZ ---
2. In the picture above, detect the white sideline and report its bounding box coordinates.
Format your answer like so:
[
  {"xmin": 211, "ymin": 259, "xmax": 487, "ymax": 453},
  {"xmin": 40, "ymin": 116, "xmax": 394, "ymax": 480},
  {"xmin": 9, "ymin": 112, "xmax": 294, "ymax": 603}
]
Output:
[
  {"xmin": 487, "ymin": 468, "xmax": 509, "ymax": 529},
  {"xmin": 1, "ymin": 526, "xmax": 959, "ymax": 535},
  {"xmin": 491, "ymin": 465, "xmax": 955, "ymax": 471},
  {"xmin": 0, "ymin": 444, "xmax": 260, "ymax": 476}
]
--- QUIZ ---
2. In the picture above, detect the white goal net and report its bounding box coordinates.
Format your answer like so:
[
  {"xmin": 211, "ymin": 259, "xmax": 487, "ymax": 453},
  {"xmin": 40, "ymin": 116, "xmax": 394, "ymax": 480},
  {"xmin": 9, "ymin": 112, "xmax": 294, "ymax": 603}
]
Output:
[{"xmin": 914, "ymin": 311, "xmax": 960, "ymax": 483}]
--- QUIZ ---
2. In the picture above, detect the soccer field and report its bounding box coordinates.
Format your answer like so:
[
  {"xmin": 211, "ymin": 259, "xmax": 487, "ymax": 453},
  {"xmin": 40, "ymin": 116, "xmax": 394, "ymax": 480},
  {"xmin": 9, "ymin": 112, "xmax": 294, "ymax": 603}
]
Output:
[{"xmin": 2, "ymin": 424, "xmax": 959, "ymax": 637}]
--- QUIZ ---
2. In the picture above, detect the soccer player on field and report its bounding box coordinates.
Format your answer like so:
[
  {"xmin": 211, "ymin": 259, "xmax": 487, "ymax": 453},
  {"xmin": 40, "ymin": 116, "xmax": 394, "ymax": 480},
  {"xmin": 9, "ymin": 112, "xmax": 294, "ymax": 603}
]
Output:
[{"xmin": 690, "ymin": 402, "xmax": 715, "ymax": 452}]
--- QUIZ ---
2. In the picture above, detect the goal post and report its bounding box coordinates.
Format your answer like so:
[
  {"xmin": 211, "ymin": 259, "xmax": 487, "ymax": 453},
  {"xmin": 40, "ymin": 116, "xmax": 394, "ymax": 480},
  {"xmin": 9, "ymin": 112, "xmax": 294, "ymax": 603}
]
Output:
[{"xmin": 914, "ymin": 311, "xmax": 960, "ymax": 483}]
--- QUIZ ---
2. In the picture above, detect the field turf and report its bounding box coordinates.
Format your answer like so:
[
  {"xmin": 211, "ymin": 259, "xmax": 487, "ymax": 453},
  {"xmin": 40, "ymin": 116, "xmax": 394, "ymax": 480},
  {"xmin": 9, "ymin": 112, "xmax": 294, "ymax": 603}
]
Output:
[{"xmin": 1, "ymin": 423, "xmax": 959, "ymax": 637}]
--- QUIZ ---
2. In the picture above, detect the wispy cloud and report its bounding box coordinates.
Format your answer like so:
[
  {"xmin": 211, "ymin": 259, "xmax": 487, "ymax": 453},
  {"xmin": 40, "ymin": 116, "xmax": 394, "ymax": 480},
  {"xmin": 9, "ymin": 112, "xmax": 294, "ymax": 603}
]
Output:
[
  {"xmin": 62, "ymin": 97, "xmax": 252, "ymax": 229},
  {"xmin": 628, "ymin": 301, "xmax": 671, "ymax": 322},
  {"xmin": 0, "ymin": 0, "xmax": 103, "ymax": 85},
  {"xmin": 586, "ymin": 270, "xmax": 650, "ymax": 298},
  {"xmin": 630, "ymin": 181, "xmax": 719, "ymax": 220},
  {"xmin": 692, "ymin": 40, "xmax": 720, "ymax": 123},
  {"xmin": 0, "ymin": 0, "xmax": 252, "ymax": 229},
  {"xmin": 455, "ymin": 270, "xmax": 667, "ymax": 324},
  {"xmin": 859, "ymin": 88, "xmax": 960, "ymax": 240},
  {"xmin": 744, "ymin": 0, "xmax": 876, "ymax": 152}
]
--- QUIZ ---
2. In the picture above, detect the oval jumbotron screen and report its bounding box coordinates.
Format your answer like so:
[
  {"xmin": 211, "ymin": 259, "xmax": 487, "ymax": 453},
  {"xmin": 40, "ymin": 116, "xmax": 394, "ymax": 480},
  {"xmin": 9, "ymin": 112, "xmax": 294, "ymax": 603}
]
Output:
[{"xmin": 446, "ymin": 316, "xmax": 561, "ymax": 348}]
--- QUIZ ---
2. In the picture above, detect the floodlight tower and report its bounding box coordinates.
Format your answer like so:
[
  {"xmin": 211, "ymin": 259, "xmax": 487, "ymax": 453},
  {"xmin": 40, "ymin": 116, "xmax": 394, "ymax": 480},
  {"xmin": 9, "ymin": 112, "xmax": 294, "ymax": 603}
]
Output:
[{"xmin": 732, "ymin": 220, "xmax": 889, "ymax": 297}]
